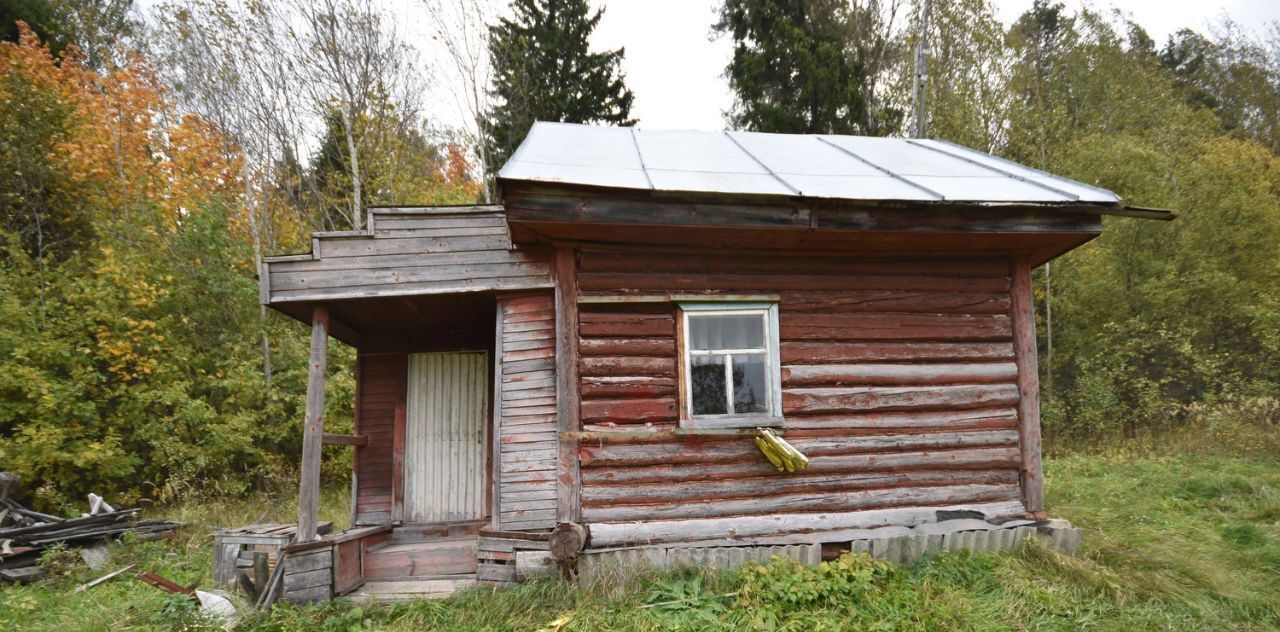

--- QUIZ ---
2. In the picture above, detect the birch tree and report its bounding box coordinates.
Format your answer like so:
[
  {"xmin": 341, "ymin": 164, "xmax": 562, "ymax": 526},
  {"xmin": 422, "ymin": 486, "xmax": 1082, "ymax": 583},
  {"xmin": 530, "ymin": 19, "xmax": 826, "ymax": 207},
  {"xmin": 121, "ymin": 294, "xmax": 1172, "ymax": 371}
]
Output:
[
  {"xmin": 152, "ymin": 0, "xmax": 311, "ymax": 398},
  {"xmin": 894, "ymin": 0, "xmax": 1010, "ymax": 150},
  {"xmin": 288, "ymin": 0, "xmax": 425, "ymax": 230}
]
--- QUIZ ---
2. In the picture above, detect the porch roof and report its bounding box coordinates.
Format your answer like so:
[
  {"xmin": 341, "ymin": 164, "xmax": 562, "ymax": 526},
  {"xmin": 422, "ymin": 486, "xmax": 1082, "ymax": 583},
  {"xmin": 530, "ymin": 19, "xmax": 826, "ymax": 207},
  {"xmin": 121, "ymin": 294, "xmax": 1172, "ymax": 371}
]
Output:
[{"xmin": 258, "ymin": 206, "xmax": 553, "ymax": 345}]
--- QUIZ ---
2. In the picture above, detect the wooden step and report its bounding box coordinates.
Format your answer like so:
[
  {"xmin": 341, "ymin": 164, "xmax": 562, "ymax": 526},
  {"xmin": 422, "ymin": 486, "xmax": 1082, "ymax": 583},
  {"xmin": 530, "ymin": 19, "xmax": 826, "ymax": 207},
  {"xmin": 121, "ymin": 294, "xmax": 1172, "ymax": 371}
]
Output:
[
  {"xmin": 345, "ymin": 576, "xmax": 476, "ymax": 602},
  {"xmin": 363, "ymin": 538, "xmax": 477, "ymax": 579},
  {"xmin": 391, "ymin": 520, "xmax": 484, "ymax": 544}
]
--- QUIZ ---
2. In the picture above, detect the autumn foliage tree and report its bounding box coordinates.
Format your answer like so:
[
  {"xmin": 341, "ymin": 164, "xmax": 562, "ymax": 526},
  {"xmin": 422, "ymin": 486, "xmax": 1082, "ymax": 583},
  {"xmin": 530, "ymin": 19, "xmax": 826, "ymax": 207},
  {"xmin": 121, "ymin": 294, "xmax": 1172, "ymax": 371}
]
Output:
[{"xmin": 0, "ymin": 24, "xmax": 334, "ymax": 508}]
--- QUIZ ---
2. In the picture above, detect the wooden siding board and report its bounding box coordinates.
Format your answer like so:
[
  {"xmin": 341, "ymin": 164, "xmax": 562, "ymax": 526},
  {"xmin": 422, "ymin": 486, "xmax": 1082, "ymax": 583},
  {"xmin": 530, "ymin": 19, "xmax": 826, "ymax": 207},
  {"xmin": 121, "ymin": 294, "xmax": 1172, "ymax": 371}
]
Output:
[
  {"xmin": 495, "ymin": 293, "xmax": 559, "ymax": 531},
  {"xmin": 272, "ymin": 262, "xmax": 553, "ymax": 292},
  {"xmin": 270, "ymin": 276, "xmax": 553, "ymax": 303}
]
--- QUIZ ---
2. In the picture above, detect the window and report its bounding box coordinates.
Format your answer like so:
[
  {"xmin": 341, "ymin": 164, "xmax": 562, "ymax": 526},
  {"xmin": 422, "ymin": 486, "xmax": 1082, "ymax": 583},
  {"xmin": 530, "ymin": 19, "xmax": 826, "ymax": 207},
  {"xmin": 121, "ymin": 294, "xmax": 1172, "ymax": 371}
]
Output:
[{"xmin": 680, "ymin": 303, "xmax": 782, "ymax": 427}]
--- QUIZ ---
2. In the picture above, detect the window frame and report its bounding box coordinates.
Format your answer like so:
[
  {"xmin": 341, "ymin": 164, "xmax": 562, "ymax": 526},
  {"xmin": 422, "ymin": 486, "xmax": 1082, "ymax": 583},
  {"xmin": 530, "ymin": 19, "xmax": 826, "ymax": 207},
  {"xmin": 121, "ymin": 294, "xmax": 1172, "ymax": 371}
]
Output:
[{"xmin": 678, "ymin": 302, "xmax": 783, "ymax": 428}]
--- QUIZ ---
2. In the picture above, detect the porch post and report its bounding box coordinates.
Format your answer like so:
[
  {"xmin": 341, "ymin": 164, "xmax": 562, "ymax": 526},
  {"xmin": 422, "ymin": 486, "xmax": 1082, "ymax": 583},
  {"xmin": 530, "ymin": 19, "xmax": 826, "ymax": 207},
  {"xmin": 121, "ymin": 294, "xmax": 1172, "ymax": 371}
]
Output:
[
  {"xmin": 1010, "ymin": 257, "xmax": 1045, "ymax": 517},
  {"xmin": 298, "ymin": 306, "xmax": 330, "ymax": 542}
]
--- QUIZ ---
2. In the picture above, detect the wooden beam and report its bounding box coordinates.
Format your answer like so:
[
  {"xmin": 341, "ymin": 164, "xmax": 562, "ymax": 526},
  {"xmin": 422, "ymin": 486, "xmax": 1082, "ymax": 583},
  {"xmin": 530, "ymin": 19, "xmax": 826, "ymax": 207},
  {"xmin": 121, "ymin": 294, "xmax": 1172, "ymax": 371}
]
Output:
[
  {"xmin": 297, "ymin": 306, "xmax": 329, "ymax": 542},
  {"xmin": 350, "ymin": 355, "xmax": 361, "ymax": 531},
  {"xmin": 1009, "ymin": 256, "xmax": 1044, "ymax": 515},
  {"xmin": 506, "ymin": 191, "xmax": 810, "ymax": 229},
  {"xmin": 577, "ymin": 293, "xmax": 780, "ymax": 304},
  {"xmin": 554, "ymin": 248, "xmax": 582, "ymax": 524},
  {"xmin": 392, "ymin": 400, "xmax": 406, "ymax": 523},
  {"xmin": 491, "ymin": 301, "xmax": 505, "ymax": 530},
  {"xmin": 561, "ymin": 428, "xmax": 770, "ymax": 441},
  {"xmin": 321, "ymin": 434, "xmax": 368, "ymax": 447}
]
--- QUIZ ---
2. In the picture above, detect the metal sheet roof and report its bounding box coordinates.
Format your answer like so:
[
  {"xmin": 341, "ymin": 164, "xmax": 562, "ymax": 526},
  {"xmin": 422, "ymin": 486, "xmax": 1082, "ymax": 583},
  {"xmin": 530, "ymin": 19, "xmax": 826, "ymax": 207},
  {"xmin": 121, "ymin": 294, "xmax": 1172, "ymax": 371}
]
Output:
[{"xmin": 499, "ymin": 122, "xmax": 1123, "ymax": 205}]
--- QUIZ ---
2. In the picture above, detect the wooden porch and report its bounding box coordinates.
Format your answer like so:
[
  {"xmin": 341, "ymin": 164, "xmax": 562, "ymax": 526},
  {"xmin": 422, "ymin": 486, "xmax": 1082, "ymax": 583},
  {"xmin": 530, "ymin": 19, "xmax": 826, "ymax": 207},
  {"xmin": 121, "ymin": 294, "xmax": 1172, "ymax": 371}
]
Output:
[{"xmin": 257, "ymin": 206, "xmax": 559, "ymax": 601}]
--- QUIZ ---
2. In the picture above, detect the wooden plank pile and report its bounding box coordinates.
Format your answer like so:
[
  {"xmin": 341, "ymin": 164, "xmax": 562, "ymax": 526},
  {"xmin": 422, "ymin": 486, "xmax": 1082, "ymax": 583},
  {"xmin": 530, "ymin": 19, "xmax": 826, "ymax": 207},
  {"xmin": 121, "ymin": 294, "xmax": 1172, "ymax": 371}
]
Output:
[{"xmin": 0, "ymin": 472, "xmax": 180, "ymax": 583}]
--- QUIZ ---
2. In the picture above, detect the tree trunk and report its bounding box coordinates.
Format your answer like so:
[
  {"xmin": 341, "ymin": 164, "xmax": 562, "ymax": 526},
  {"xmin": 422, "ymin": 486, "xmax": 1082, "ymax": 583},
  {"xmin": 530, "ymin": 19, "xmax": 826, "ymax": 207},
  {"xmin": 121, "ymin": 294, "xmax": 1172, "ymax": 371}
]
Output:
[{"xmin": 339, "ymin": 107, "xmax": 363, "ymax": 230}]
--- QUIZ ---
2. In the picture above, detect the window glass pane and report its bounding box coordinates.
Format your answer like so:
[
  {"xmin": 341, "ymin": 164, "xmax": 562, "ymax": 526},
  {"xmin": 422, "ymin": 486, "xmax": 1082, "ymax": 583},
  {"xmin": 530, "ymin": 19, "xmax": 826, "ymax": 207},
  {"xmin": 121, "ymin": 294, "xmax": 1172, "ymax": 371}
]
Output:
[
  {"xmin": 689, "ymin": 314, "xmax": 764, "ymax": 350},
  {"xmin": 690, "ymin": 355, "xmax": 727, "ymax": 415},
  {"xmin": 732, "ymin": 354, "xmax": 769, "ymax": 414}
]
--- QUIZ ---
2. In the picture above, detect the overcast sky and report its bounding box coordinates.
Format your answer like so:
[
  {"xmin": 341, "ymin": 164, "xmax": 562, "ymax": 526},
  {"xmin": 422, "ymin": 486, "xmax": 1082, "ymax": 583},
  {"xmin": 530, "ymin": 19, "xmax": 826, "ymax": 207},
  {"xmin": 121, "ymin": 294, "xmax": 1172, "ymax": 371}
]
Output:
[{"xmin": 586, "ymin": 0, "xmax": 1280, "ymax": 131}]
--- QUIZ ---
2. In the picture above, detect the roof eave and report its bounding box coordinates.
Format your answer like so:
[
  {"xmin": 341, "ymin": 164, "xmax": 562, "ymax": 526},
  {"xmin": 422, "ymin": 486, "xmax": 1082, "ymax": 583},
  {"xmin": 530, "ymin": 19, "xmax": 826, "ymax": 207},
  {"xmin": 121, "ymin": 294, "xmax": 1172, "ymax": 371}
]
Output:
[
  {"xmin": 498, "ymin": 177, "xmax": 1175, "ymax": 220},
  {"xmin": 1111, "ymin": 205, "xmax": 1177, "ymax": 221}
]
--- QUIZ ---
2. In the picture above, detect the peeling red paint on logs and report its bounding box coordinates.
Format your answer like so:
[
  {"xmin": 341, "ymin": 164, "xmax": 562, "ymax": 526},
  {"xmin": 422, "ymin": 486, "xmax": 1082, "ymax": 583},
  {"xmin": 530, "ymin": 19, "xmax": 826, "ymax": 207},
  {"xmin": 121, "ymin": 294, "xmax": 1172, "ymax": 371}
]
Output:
[
  {"xmin": 780, "ymin": 417, "xmax": 1017, "ymax": 436},
  {"xmin": 579, "ymin": 355, "xmax": 676, "ymax": 378},
  {"xmin": 579, "ymin": 337, "xmax": 675, "ymax": 356},
  {"xmin": 579, "ymin": 272, "xmax": 1011, "ymax": 294},
  {"xmin": 781, "ymin": 341, "xmax": 1015, "ymax": 364},
  {"xmin": 781, "ymin": 362, "xmax": 1019, "ymax": 386},
  {"xmin": 579, "ymin": 396, "xmax": 678, "ymax": 424},
  {"xmin": 582, "ymin": 483, "xmax": 1022, "ymax": 522},
  {"xmin": 779, "ymin": 407, "xmax": 1019, "ymax": 430},
  {"xmin": 779, "ymin": 313, "xmax": 1012, "ymax": 341},
  {"xmin": 578, "ymin": 311, "xmax": 674, "ymax": 337},
  {"xmin": 578, "ymin": 429, "xmax": 1019, "ymax": 468},
  {"xmin": 578, "ymin": 251, "xmax": 1011, "ymax": 278},
  {"xmin": 582, "ymin": 469, "xmax": 1019, "ymax": 506},
  {"xmin": 581, "ymin": 376, "xmax": 678, "ymax": 398},
  {"xmin": 580, "ymin": 446, "xmax": 1023, "ymax": 485},
  {"xmin": 778, "ymin": 291, "xmax": 1011, "ymax": 314},
  {"xmin": 783, "ymin": 383, "xmax": 1020, "ymax": 415}
]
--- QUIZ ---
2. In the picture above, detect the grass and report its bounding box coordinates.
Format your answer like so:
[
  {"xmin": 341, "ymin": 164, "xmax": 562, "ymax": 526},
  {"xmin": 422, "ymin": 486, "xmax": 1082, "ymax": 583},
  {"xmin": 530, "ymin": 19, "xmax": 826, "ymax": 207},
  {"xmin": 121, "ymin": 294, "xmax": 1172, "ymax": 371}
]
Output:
[{"xmin": 3, "ymin": 423, "xmax": 1280, "ymax": 631}]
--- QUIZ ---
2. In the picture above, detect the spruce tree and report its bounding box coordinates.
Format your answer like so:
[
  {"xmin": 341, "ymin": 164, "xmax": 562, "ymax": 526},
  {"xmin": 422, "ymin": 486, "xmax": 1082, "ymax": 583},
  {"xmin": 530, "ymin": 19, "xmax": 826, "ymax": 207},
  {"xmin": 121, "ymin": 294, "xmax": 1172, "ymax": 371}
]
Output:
[
  {"xmin": 485, "ymin": 0, "xmax": 635, "ymax": 175},
  {"xmin": 714, "ymin": 0, "xmax": 898, "ymax": 135}
]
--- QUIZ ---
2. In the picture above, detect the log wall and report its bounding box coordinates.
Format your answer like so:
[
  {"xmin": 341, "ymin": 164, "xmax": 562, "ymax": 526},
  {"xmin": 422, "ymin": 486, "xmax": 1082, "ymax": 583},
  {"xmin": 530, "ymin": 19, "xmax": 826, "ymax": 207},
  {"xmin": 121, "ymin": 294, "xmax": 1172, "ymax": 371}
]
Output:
[
  {"xmin": 574, "ymin": 249, "xmax": 1027, "ymax": 527},
  {"xmin": 495, "ymin": 294, "xmax": 559, "ymax": 530}
]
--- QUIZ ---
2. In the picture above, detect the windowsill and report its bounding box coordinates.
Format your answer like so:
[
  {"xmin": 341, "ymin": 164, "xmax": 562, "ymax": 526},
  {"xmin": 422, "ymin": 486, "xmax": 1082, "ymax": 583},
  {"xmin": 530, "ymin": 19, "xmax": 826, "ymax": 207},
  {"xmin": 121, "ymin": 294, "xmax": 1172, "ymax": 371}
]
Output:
[{"xmin": 683, "ymin": 415, "xmax": 784, "ymax": 430}]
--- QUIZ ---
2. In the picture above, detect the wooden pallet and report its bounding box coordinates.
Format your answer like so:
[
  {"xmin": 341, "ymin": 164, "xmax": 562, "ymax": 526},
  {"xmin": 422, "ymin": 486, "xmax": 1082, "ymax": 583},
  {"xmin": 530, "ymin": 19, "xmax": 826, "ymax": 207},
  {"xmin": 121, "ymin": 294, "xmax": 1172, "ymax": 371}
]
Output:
[{"xmin": 212, "ymin": 521, "xmax": 332, "ymax": 586}]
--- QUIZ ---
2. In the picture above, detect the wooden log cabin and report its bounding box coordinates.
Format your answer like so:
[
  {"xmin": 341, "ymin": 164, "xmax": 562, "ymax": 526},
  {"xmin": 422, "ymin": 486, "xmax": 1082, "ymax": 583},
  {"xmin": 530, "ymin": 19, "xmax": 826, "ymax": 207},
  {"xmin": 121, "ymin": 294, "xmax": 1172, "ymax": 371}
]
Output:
[{"xmin": 258, "ymin": 122, "xmax": 1171, "ymax": 600}]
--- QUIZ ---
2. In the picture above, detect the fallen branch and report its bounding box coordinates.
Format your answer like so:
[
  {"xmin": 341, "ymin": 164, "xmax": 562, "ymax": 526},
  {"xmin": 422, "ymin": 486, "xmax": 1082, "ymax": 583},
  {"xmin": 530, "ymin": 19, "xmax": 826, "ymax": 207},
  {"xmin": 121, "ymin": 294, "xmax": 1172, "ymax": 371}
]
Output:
[{"xmin": 75, "ymin": 563, "xmax": 136, "ymax": 592}]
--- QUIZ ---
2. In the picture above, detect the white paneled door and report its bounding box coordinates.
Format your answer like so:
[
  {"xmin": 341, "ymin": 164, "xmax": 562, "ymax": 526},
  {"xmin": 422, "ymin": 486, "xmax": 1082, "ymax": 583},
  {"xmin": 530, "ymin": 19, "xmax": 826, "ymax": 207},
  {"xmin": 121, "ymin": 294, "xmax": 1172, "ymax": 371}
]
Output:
[{"xmin": 404, "ymin": 351, "xmax": 489, "ymax": 523}]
